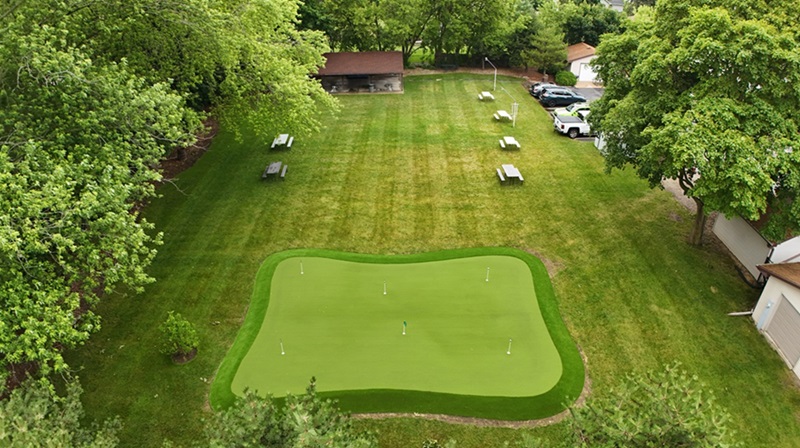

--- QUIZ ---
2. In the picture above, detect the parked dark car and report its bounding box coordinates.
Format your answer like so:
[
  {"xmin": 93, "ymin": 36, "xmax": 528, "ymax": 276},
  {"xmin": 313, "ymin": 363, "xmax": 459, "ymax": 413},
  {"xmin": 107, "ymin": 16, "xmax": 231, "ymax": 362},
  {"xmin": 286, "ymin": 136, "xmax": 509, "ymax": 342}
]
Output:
[
  {"xmin": 529, "ymin": 82, "xmax": 556, "ymax": 98},
  {"xmin": 538, "ymin": 88, "xmax": 586, "ymax": 107}
]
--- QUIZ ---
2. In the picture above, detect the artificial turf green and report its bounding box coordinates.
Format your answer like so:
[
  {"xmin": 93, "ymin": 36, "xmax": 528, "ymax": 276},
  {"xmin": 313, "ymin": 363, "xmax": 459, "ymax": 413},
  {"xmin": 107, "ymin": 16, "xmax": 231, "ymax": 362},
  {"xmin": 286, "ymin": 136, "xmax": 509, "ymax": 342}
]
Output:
[{"xmin": 211, "ymin": 248, "xmax": 583, "ymax": 420}]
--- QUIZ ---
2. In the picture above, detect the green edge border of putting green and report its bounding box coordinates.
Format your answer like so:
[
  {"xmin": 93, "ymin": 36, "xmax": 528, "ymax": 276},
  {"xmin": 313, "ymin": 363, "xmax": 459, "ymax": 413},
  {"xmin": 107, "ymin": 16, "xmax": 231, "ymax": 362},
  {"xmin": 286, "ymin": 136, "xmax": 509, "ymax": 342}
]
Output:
[{"xmin": 210, "ymin": 247, "xmax": 585, "ymax": 420}]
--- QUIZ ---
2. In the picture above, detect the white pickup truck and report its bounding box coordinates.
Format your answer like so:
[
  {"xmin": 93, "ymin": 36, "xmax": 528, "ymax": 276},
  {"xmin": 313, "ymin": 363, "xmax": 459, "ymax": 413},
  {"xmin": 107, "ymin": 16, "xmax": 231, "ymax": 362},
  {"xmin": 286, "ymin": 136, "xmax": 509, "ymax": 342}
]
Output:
[{"xmin": 553, "ymin": 112, "xmax": 592, "ymax": 139}]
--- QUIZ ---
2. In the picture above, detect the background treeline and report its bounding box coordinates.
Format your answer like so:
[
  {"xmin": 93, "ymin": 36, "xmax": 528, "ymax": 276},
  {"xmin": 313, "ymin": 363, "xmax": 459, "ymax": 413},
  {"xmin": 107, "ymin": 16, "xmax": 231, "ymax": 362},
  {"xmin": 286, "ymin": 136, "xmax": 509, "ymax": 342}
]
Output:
[{"xmin": 298, "ymin": 0, "xmax": 627, "ymax": 71}]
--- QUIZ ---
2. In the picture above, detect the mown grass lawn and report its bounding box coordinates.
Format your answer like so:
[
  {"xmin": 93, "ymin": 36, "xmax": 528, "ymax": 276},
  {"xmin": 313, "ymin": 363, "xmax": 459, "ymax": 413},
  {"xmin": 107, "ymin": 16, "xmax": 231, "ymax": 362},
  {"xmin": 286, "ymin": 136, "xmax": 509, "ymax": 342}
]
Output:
[{"xmin": 66, "ymin": 74, "xmax": 800, "ymax": 447}]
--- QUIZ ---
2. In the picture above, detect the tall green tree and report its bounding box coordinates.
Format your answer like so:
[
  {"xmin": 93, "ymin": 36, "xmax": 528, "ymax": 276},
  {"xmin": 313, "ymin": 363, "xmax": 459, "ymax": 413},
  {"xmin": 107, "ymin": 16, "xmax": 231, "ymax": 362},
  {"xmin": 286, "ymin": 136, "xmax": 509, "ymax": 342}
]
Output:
[
  {"xmin": 0, "ymin": 0, "xmax": 339, "ymax": 388},
  {"xmin": 0, "ymin": 23, "xmax": 197, "ymax": 388},
  {"xmin": 523, "ymin": 25, "xmax": 567, "ymax": 77},
  {"xmin": 0, "ymin": 380, "xmax": 120, "ymax": 447},
  {"xmin": 566, "ymin": 363, "xmax": 739, "ymax": 447},
  {"xmin": 9, "ymin": 0, "xmax": 338, "ymax": 143},
  {"xmin": 538, "ymin": 0, "xmax": 626, "ymax": 47},
  {"xmin": 203, "ymin": 378, "xmax": 375, "ymax": 447},
  {"xmin": 591, "ymin": 2, "xmax": 800, "ymax": 244}
]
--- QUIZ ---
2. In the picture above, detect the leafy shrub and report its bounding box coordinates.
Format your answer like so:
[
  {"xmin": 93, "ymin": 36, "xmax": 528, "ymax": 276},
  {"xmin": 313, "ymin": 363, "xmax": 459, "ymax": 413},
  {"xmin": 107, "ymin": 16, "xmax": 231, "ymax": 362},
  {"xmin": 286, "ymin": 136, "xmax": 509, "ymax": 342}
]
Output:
[
  {"xmin": 555, "ymin": 70, "xmax": 577, "ymax": 87},
  {"xmin": 566, "ymin": 363, "xmax": 740, "ymax": 447},
  {"xmin": 202, "ymin": 378, "xmax": 375, "ymax": 447},
  {"xmin": 159, "ymin": 311, "xmax": 199, "ymax": 358}
]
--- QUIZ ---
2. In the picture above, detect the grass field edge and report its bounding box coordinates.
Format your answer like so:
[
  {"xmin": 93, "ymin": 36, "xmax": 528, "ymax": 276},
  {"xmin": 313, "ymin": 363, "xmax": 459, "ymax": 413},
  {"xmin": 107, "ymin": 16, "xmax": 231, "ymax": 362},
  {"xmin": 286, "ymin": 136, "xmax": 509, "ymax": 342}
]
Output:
[{"xmin": 209, "ymin": 247, "xmax": 585, "ymax": 420}]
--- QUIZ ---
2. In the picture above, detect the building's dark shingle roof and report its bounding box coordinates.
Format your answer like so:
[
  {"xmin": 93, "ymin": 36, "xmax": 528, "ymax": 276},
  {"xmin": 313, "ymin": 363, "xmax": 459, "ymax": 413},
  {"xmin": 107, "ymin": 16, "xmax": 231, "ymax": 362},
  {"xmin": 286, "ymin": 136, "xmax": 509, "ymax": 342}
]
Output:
[
  {"xmin": 758, "ymin": 263, "xmax": 800, "ymax": 289},
  {"xmin": 317, "ymin": 51, "xmax": 404, "ymax": 76}
]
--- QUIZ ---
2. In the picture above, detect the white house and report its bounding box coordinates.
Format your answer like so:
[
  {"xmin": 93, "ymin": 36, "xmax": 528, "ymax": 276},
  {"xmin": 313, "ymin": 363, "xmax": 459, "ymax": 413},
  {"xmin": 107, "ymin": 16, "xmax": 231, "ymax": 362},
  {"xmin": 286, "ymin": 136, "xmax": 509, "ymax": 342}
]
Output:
[
  {"xmin": 566, "ymin": 43, "xmax": 598, "ymax": 84},
  {"xmin": 752, "ymin": 262, "xmax": 800, "ymax": 379},
  {"xmin": 713, "ymin": 214, "xmax": 800, "ymax": 282}
]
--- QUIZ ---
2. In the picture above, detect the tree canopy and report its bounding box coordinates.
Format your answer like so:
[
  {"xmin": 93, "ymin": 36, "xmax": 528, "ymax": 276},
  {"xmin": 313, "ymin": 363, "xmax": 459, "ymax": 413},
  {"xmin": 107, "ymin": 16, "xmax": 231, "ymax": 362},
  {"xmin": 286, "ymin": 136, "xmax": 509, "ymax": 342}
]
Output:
[
  {"xmin": 202, "ymin": 378, "xmax": 375, "ymax": 448},
  {"xmin": 0, "ymin": 380, "xmax": 120, "ymax": 447},
  {"xmin": 591, "ymin": 1, "xmax": 800, "ymax": 244},
  {"xmin": 566, "ymin": 363, "xmax": 739, "ymax": 447},
  {"xmin": 0, "ymin": 0, "xmax": 337, "ymax": 390},
  {"xmin": 0, "ymin": 22, "xmax": 196, "ymax": 387}
]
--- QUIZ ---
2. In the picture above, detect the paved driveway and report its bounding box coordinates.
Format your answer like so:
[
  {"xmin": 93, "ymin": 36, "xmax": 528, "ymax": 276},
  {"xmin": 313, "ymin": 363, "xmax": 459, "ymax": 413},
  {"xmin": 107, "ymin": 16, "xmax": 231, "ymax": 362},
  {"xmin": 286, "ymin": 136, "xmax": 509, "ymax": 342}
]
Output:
[{"xmin": 573, "ymin": 87, "xmax": 604, "ymax": 103}]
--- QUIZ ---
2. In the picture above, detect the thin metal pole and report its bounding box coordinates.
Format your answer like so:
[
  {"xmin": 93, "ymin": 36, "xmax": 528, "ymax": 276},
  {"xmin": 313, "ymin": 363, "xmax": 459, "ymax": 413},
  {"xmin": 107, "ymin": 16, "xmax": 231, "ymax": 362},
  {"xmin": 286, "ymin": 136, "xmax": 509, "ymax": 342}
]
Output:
[{"xmin": 485, "ymin": 57, "xmax": 497, "ymax": 91}]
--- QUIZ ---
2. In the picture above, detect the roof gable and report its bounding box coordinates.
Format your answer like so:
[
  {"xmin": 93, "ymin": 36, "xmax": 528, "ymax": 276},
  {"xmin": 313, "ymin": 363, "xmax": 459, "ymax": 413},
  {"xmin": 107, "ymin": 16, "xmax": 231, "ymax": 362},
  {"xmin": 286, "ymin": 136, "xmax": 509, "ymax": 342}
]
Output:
[
  {"xmin": 317, "ymin": 51, "xmax": 404, "ymax": 76},
  {"xmin": 758, "ymin": 262, "xmax": 800, "ymax": 289},
  {"xmin": 567, "ymin": 43, "xmax": 596, "ymax": 63}
]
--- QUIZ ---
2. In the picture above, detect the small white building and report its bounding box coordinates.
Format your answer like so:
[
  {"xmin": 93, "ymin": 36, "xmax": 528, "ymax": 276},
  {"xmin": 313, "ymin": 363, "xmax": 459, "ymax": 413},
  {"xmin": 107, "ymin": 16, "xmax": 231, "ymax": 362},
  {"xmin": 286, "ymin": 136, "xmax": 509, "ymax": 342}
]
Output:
[
  {"xmin": 566, "ymin": 43, "xmax": 598, "ymax": 84},
  {"xmin": 753, "ymin": 263, "xmax": 800, "ymax": 378},
  {"xmin": 712, "ymin": 214, "xmax": 800, "ymax": 282}
]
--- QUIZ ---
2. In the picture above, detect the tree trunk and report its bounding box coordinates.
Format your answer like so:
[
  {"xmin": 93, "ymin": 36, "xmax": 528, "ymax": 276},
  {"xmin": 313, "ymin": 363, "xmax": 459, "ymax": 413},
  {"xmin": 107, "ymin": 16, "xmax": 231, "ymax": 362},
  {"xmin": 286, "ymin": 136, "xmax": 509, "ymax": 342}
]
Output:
[{"xmin": 689, "ymin": 198, "xmax": 706, "ymax": 246}]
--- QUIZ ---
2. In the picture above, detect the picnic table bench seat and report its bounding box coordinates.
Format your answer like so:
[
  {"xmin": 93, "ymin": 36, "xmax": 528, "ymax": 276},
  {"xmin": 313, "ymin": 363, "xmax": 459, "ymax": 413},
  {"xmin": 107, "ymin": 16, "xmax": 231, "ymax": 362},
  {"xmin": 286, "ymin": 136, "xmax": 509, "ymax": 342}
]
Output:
[
  {"xmin": 280, "ymin": 165, "xmax": 288, "ymax": 179},
  {"xmin": 496, "ymin": 168, "xmax": 506, "ymax": 183},
  {"xmin": 499, "ymin": 139, "xmax": 506, "ymax": 149}
]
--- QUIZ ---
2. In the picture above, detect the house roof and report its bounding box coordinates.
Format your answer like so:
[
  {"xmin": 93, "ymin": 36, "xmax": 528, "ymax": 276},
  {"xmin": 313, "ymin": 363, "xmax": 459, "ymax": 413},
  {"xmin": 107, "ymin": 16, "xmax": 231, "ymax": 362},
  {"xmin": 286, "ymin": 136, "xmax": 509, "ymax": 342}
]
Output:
[
  {"xmin": 758, "ymin": 262, "xmax": 800, "ymax": 289},
  {"xmin": 567, "ymin": 43, "xmax": 596, "ymax": 63},
  {"xmin": 317, "ymin": 51, "xmax": 404, "ymax": 76}
]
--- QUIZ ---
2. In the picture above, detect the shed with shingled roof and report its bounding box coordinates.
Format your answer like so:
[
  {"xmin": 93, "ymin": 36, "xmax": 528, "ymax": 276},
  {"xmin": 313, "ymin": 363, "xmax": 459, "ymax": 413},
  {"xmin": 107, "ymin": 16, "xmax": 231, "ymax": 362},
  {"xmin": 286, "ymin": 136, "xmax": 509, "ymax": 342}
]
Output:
[{"xmin": 315, "ymin": 51, "xmax": 404, "ymax": 94}]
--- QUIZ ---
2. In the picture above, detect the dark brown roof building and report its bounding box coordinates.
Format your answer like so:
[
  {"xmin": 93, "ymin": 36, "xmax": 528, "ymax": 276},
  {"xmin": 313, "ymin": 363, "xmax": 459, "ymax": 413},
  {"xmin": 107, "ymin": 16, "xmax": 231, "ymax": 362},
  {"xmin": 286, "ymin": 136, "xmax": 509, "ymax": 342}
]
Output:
[
  {"xmin": 316, "ymin": 52, "xmax": 404, "ymax": 94},
  {"xmin": 317, "ymin": 51, "xmax": 403, "ymax": 76}
]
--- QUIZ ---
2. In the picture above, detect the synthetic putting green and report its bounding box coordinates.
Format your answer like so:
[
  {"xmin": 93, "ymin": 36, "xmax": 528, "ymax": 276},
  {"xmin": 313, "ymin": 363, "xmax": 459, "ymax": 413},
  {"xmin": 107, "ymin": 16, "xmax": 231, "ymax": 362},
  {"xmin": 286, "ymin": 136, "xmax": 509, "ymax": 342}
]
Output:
[{"xmin": 212, "ymin": 248, "xmax": 584, "ymax": 420}]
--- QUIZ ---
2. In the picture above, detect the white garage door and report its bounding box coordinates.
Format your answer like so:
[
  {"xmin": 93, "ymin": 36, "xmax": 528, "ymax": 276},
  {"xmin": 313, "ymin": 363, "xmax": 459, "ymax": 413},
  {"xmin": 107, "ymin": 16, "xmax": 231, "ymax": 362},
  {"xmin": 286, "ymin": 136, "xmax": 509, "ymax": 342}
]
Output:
[
  {"xmin": 765, "ymin": 296, "xmax": 800, "ymax": 367},
  {"xmin": 578, "ymin": 63, "xmax": 596, "ymax": 82}
]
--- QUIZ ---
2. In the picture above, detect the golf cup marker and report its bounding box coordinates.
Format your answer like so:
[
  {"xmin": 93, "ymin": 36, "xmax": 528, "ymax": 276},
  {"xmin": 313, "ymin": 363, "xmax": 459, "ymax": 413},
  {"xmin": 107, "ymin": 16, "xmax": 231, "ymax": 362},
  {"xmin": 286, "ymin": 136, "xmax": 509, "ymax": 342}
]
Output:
[
  {"xmin": 300, "ymin": 261, "xmax": 304, "ymax": 275},
  {"xmin": 507, "ymin": 338, "xmax": 512, "ymax": 355},
  {"xmin": 280, "ymin": 339, "xmax": 285, "ymax": 355},
  {"xmin": 486, "ymin": 267, "xmax": 490, "ymax": 282},
  {"xmin": 383, "ymin": 280, "xmax": 387, "ymax": 295}
]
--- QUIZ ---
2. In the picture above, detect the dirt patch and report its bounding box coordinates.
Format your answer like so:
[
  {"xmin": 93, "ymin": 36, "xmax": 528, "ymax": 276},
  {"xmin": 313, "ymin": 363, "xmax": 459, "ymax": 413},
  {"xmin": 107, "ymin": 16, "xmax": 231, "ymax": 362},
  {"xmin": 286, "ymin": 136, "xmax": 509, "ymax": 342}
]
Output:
[
  {"xmin": 158, "ymin": 117, "xmax": 219, "ymax": 182},
  {"xmin": 405, "ymin": 66, "xmax": 544, "ymax": 85},
  {"xmin": 661, "ymin": 179, "xmax": 696, "ymax": 214},
  {"xmin": 523, "ymin": 248, "xmax": 565, "ymax": 278},
  {"xmin": 171, "ymin": 347, "xmax": 198, "ymax": 364},
  {"xmin": 668, "ymin": 211, "xmax": 683, "ymax": 222}
]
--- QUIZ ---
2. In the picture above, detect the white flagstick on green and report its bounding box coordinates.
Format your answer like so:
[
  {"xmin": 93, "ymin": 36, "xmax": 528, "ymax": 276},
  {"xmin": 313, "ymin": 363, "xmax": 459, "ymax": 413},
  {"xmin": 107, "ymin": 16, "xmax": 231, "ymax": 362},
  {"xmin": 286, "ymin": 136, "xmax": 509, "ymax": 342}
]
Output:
[
  {"xmin": 506, "ymin": 338, "xmax": 512, "ymax": 355},
  {"xmin": 486, "ymin": 267, "xmax": 490, "ymax": 282},
  {"xmin": 300, "ymin": 261, "xmax": 304, "ymax": 275},
  {"xmin": 402, "ymin": 320, "xmax": 407, "ymax": 335},
  {"xmin": 280, "ymin": 339, "xmax": 285, "ymax": 355},
  {"xmin": 383, "ymin": 280, "xmax": 387, "ymax": 295}
]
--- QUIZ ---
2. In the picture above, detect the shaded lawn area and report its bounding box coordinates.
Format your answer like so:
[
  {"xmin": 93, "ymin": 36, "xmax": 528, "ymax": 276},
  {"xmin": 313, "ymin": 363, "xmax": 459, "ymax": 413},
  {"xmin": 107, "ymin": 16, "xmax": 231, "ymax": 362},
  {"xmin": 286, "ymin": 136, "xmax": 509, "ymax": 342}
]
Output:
[{"xmin": 66, "ymin": 74, "xmax": 800, "ymax": 447}]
